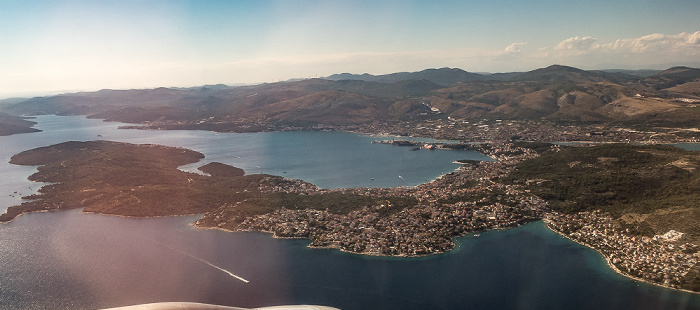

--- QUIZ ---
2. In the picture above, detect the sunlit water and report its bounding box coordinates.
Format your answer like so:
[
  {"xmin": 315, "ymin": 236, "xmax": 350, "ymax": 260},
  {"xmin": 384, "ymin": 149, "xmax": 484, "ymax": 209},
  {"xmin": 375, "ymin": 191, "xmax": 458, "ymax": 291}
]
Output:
[{"xmin": 1, "ymin": 116, "xmax": 699, "ymax": 310}]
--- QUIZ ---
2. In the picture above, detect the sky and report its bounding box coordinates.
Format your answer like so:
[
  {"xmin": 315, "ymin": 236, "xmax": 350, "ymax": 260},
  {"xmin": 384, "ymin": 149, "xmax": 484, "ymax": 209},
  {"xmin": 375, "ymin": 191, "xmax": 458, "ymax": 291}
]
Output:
[{"xmin": 0, "ymin": 0, "xmax": 699, "ymax": 98}]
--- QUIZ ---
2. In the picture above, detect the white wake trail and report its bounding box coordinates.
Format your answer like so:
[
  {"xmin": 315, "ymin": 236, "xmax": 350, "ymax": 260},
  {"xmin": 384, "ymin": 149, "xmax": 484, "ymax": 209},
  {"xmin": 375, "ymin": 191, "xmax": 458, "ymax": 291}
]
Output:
[
  {"xmin": 193, "ymin": 256, "xmax": 250, "ymax": 283},
  {"xmin": 153, "ymin": 240, "xmax": 250, "ymax": 284}
]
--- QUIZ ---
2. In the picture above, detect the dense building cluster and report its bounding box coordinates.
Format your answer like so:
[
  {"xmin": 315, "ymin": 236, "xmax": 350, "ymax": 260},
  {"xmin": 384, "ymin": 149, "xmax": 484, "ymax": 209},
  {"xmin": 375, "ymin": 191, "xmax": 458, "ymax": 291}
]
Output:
[
  {"xmin": 546, "ymin": 211, "xmax": 700, "ymax": 289},
  {"xmin": 235, "ymin": 197, "xmax": 545, "ymax": 256},
  {"xmin": 352, "ymin": 119, "xmax": 698, "ymax": 144},
  {"xmin": 129, "ymin": 117, "xmax": 698, "ymax": 144},
  {"xmin": 257, "ymin": 177, "xmax": 319, "ymax": 194},
  {"xmin": 193, "ymin": 125, "xmax": 699, "ymax": 290},
  {"xmin": 208, "ymin": 142, "xmax": 548, "ymax": 256}
]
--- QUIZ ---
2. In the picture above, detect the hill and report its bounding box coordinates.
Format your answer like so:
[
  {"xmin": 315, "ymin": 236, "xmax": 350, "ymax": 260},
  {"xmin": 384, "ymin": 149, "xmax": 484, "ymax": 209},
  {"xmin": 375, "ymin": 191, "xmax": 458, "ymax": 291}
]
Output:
[
  {"xmin": 601, "ymin": 69, "xmax": 662, "ymax": 78},
  {"xmin": 0, "ymin": 112, "xmax": 40, "ymax": 136},
  {"xmin": 508, "ymin": 144, "xmax": 700, "ymax": 242},
  {"xmin": 2, "ymin": 64, "xmax": 700, "ymax": 132},
  {"xmin": 641, "ymin": 66, "xmax": 700, "ymax": 90},
  {"xmin": 1, "ymin": 141, "xmax": 320, "ymax": 222},
  {"xmin": 325, "ymin": 67, "xmax": 485, "ymax": 86},
  {"xmin": 511, "ymin": 65, "xmax": 635, "ymax": 84}
]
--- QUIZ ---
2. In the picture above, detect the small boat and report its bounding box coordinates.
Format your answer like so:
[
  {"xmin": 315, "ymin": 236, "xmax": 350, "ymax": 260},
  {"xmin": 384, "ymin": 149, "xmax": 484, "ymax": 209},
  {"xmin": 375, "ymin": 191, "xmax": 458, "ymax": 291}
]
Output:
[{"xmin": 423, "ymin": 144, "xmax": 435, "ymax": 150}]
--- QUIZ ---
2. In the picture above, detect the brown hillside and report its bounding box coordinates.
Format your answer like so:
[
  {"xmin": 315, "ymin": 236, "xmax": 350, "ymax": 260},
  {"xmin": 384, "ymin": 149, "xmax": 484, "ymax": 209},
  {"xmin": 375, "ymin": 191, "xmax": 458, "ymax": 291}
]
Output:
[{"xmin": 260, "ymin": 90, "xmax": 392, "ymax": 125}]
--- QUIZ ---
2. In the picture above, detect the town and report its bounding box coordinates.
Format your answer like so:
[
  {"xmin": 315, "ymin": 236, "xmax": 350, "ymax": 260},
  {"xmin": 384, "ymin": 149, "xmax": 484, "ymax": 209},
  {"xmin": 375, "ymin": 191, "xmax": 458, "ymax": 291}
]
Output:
[
  {"xmin": 196, "ymin": 142, "xmax": 550, "ymax": 256},
  {"xmin": 193, "ymin": 121, "xmax": 700, "ymax": 292},
  {"xmin": 546, "ymin": 211, "xmax": 700, "ymax": 290}
]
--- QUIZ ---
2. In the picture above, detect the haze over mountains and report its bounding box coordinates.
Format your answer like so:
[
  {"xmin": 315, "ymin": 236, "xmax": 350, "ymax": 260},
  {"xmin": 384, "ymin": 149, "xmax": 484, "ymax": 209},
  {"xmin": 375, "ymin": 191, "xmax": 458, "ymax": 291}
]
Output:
[{"xmin": 1, "ymin": 65, "xmax": 699, "ymax": 134}]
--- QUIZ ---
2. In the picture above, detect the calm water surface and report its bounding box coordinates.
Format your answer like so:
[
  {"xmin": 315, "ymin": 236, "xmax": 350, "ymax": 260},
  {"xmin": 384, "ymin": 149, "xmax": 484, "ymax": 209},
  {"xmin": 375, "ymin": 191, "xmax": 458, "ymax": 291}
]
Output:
[{"xmin": 1, "ymin": 116, "xmax": 700, "ymax": 310}]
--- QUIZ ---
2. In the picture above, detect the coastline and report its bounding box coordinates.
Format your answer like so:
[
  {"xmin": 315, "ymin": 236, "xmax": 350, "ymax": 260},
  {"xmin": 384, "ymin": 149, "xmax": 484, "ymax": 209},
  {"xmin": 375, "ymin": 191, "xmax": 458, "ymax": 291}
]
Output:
[
  {"xmin": 190, "ymin": 221, "xmax": 454, "ymax": 258},
  {"xmin": 543, "ymin": 220, "xmax": 700, "ymax": 295},
  {"xmin": 191, "ymin": 219, "xmax": 527, "ymax": 258},
  {"xmin": 8, "ymin": 197, "xmax": 700, "ymax": 296}
]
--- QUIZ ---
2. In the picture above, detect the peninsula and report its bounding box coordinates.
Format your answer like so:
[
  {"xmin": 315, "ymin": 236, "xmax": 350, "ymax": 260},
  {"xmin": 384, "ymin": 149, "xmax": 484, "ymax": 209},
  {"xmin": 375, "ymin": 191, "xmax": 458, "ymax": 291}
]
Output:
[
  {"xmin": 0, "ymin": 112, "xmax": 39, "ymax": 136},
  {"xmin": 4, "ymin": 140, "xmax": 547, "ymax": 258}
]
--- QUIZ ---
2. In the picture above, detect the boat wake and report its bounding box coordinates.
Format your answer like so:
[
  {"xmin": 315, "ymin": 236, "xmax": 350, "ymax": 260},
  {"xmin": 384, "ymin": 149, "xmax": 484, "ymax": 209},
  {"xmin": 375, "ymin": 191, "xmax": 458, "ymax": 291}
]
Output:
[
  {"xmin": 190, "ymin": 255, "xmax": 250, "ymax": 283},
  {"xmin": 155, "ymin": 240, "xmax": 250, "ymax": 284}
]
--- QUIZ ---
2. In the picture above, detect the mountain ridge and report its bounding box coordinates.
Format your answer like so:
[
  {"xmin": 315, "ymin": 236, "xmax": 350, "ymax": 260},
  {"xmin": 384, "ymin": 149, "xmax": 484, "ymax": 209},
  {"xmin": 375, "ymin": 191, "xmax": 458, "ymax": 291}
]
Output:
[{"xmin": 2, "ymin": 64, "xmax": 699, "ymax": 133}]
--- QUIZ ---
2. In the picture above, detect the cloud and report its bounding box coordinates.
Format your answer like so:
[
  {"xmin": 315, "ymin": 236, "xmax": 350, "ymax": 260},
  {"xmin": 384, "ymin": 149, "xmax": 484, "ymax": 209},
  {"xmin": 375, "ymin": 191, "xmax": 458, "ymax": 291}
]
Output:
[
  {"xmin": 555, "ymin": 36, "xmax": 600, "ymax": 51},
  {"xmin": 606, "ymin": 31, "xmax": 700, "ymax": 54},
  {"xmin": 503, "ymin": 42, "xmax": 526, "ymax": 54}
]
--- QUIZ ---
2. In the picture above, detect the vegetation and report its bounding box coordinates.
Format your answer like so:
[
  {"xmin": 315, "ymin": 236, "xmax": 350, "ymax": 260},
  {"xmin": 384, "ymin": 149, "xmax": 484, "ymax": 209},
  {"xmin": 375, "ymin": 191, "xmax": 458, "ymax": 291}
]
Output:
[
  {"xmin": 508, "ymin": 143, "xmax": 700, "ymax": 241},
  {"xmin": 2, "ymin": 65, "xmax": 699, "ymax": 132},
  {"xmin": 511, "ymin": 141, "xmax": 555, "ymax": 154},
  {"xmin": 2, "ymin": 141, "xmax": 417, "ymax": 224}
]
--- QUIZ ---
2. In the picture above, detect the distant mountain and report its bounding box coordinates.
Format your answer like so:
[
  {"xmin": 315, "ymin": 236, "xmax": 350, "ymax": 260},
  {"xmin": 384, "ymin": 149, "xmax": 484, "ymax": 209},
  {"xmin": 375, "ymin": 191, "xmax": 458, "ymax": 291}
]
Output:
[
  {"xmin": 2, "ymin": 65, "xmax": 699, "ymax": 130},
  {"xmin": 0, "ymin": 97, "xmax": 31, "ymax": 107},
  {"xmin": 326, "ymin": 66, "xmax": 648, "ymax": 85},
  {"xmin": 510, "ymin": 65, "xmax": 636, "ymax": 84},
  {"xmin": 325, "ymin": 68, "xmax": 485, "ymax": 86},
  {"xmin": 640, "ymin": 66, "xmax": 700, "ymax": 90},
  {"xmin": 600, "ymin": 69, "xmax": 663, "ymax": 78}
]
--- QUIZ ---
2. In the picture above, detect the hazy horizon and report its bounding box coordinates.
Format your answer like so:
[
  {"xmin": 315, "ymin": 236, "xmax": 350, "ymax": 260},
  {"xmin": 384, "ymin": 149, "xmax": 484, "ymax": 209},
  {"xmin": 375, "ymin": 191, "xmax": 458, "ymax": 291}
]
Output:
[
  {"xmin": 2, "ymin": 63, "xmax": 698, "ymax": 101},
  {"xmin": 1, "ymin": 0, "xmax": 698, "ymax": 99}
]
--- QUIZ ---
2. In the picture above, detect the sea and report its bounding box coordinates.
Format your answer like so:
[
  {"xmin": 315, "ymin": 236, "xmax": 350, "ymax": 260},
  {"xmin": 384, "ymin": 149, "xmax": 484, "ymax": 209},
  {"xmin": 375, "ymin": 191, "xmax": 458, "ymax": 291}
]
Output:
[{"xmin": 1, "ymin": 115, "xmax": 699, "ymax": 310}]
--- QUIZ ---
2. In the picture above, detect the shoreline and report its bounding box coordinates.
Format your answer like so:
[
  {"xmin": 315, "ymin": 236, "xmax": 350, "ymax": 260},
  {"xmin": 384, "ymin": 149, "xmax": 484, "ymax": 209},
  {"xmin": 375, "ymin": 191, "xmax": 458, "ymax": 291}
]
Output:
[
  {"xmin": 7, "ymin": 201, "xmax": 700, "ymax": 296},
  {"xmin": 190, "ymin": 222, "xmax": 454, "ymax": 258},
  {"xmin": 191, "ymin": 220, "xmax": 526, "ymax": 258},
  {"xmin": 543, "ymin": 220, "xmax": 700, "ymax": 296}
]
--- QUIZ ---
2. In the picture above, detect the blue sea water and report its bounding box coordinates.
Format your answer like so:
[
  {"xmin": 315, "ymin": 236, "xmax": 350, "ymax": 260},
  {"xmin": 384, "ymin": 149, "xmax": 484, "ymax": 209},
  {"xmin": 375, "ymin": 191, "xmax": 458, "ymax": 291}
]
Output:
[
  {"xmin": 0, "ymin": 115, "xmax": 490, "ymax": 213},
  {"xmin": 1, "ymin": 115, "xmax": 700, "ymax": 310},
  {"xmin": 3, "ymin": 211, "xmax": 700, "ymax": 310},
  {"xmin": 675, "ymin": 143, "xmax": 700, "ymax": 151}
]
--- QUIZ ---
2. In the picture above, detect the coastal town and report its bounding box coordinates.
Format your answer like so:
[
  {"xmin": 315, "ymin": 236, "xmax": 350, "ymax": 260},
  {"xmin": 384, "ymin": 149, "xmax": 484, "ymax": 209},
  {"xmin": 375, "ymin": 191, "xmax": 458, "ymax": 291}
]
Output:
[
  {"xmin": 195, "ymin": 141, "xmax": 550, "ymax": 256},
  {"xmin": 546, "ymin": 211, "xmax": 700, "ymax": 291},
  {"xmin": 359, "ymin": 119, "xmax": 699, "ymax": 145},
  {"xmin": 6, "ymin": 104, "xmax": 700, "ymax": 292},
  {"xmin": 123, "ymin": 116, "xmax": 699, "ymax": 145},
  {"xmin": 193, "ymin": 122, "xmax": 700, "ymax": 292}
]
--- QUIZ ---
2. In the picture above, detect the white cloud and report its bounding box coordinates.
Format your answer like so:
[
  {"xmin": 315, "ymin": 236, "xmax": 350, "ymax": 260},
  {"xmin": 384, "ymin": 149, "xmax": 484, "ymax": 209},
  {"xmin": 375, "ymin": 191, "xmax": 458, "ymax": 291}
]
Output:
[
  {"xmin": 606, "ymin": 31, "xmax": 700, "ymax": 54},
  {"xmin": 2, "ymin": 31, "xmax": 699, "ymax": 98},
  {"xmin": 503, "ymin": 42, "xmax": 526, "ymax": 54},
  {"xmin": 555, "ymin": 36, "xmax": 600, "ymax": 50}
]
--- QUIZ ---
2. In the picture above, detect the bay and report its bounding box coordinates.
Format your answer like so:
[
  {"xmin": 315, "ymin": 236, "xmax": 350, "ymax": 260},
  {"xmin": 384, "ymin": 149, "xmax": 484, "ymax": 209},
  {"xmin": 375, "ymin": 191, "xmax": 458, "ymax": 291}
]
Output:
[
  {"xmin": 3, "ymin": 211, "xmax": 700, "ymax": 310},
  {"xmin": 675, "ymin": 143, "xmax": 700, "ymax": 151},
  {"xmin": 0, "ymin": 115, "xmax": 490, "ymax": 214},
  {"xmin": 1, "ymin": 115, "xmax": 700, "ymax": 310}
]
